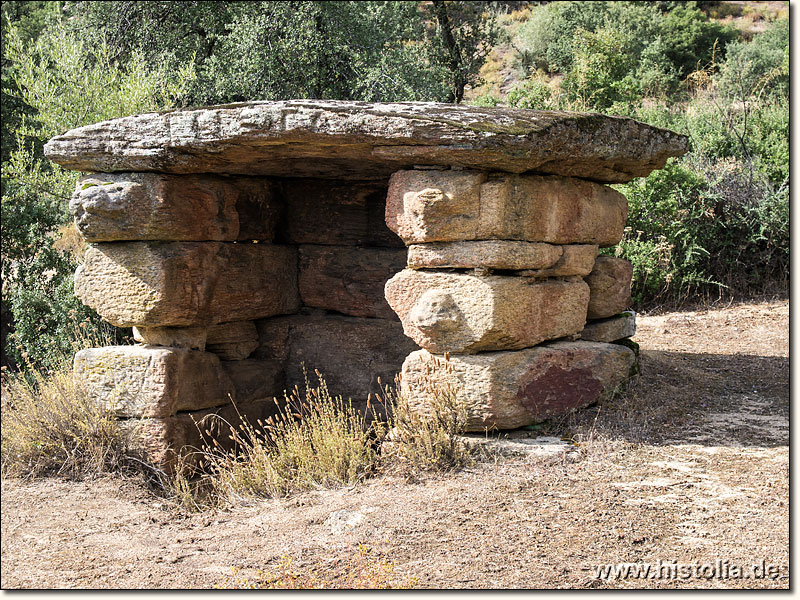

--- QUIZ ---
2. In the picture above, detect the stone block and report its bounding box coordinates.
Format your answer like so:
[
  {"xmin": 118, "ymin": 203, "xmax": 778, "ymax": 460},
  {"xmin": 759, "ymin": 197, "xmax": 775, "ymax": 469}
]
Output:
[
  {"xmin": 279, "ymin": 179, "xmax": 403, "ymax": 247},
  {"xmin": 133, "ymin": 397, "xmax": 283, "ymax": 473},
  {"xmin": 75, "ymin": 242, "xmax": 299, "ymax": 327},
  {"xmin": 581, "ymin": 311, "xmax": 636, "ymax": 342},
  {"xmin": 220, "ymin": 358, "xmax": 285, "ymax": 402},
  {"xmin": 518, "ymin": 244, "xmax": 598, "ymax": 278},
  {"xmin": 132, "ymin": 326, "xmax": 207, "ymax": 350},
  {"xmin": 207, "ymin": 321, "xmax": 259, "ymax": 360},
  {"xmin": 74, "ymin": 345, "xmax": 235, "ymax": 418},
  {"xmin": 384, "ymin": 269, "xmax": 589, "ymax": 354},
  {"xmin": 45, "ymin": 101, "xmax": 688, "ymax": 183},
  {"xmin": 255, "ymin": 315, "xmax": 418, "ymax": 409},
  {"xmin": 585, "ymin": 256, "xmax": 634, "ymax": 319},
  {"xmin": 386, "ymin": 171, "xmax": 627, "ymax": 247},
  {"xmin": 71, "ymin": 173, "xmax": 279, "ymax": 242},
  {"xmin": 298, "ymin": 245, "xmax": 406, "ymax": 319},
  {"xmin": 406, "ymin": 241, "xmax": 563, "ymax": 270},
  {"xmin": 401, "ymin": 342, "xmax": 636, "ymax": 431}
]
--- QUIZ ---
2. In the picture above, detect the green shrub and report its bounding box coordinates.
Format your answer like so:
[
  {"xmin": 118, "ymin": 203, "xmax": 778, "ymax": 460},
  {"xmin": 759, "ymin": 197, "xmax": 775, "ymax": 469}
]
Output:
[
  {"xmin": 615, "ymin": 155, "xmax": 788, "ymax": 307},
  {"xmin": 716, "ymin": 17, "xmax": 788, "ymax": 101},
  {"xmin": 1, "ymin": 19, "xmax": 193, "ymax": 371},
  {"xmin": 561, "ymin": 26, "xmax": 638, "ymax": 110},
  {"xmin": 514, "ymin": 1, "xmax": 609, "ymax": 73},
  {"xmin": 506, "ymin": 75, "xmax": 559, "ymax": 110}
]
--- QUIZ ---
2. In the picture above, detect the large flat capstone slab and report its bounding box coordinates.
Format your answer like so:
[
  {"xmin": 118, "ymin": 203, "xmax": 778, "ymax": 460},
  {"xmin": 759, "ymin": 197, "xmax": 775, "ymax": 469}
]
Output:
[{"xmin": 44, "ymin": 101, "xmax": 688, "ymax": 183}]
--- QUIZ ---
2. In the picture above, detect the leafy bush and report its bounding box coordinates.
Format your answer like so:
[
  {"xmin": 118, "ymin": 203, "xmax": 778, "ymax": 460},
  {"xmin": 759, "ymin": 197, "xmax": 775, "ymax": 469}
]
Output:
[
  {"xmin": 514, "ymin": 1, "xmax": 736, "ymax": 108},
  {"xmin": 614, "ymin": 154, "xmax": 788, "ymax": 306},
  {"xmin": 1, "ymin": 18, "xmax": 194, "ymax": 370},
  {"xmin": 716, "ymin": 16, "xmax": 788, "ymax": 100}
]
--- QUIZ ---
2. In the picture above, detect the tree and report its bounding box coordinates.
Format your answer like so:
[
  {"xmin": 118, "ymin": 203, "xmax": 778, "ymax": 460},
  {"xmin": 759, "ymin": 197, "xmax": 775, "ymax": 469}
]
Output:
[{"xmin": 430, "ymin": 0, "xmax": 499, "ymax": 103}]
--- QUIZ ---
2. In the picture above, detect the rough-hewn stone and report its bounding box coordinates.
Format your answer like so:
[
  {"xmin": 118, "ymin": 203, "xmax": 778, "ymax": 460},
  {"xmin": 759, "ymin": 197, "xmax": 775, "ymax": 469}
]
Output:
[
  {"xmin": 70, "ymin": 173, "xmax": 279, "ymax": 242},
  {"xmin": 385, "ymin": 269, "xmax": 589, "ymax": 354},
  {"xmin": 75, "ymin": 242, "xmax": 299, "ymax": 327},
  {"xmin": 132, "ymin": 326, "xmax": 207, "ymax": 350},
  {"xmin": 74, "ymin": 345, "xmax": 235, "ymax": 418},
  {"xmin": 299, "ymin": 245, "xmax": 406, "ymax": 319},
  {"xmin": 401, "ymin": 342, "xmax": 635, "ymax": 431},
  {"xmin": 220, "ymin": 358, "xmax": 285, "ymax": 403},
  {"xmin": 206, "ymin": 321, "xmax": 259, "ymax": 360},
  {"xmin": 278, "ymin": 180, "xmax": 403, "ymax": 247},
  {"xmin": 518, "ymin": 245, "xmax": 598, "ymax": 278},
  {"xmin": 406, "ymin": 241, "xmax": 563, "ymax": 270},
  {"xmin": 585, "ymin": 256, "xmax": 634, "ymax": 319},
  {"xmin": 255, "ymin": 315, "xmax": 418, "ymax": 407},
  {"xmin": 581, "ymin": 311, "xmax": 637, "ymax": 342},
  {"xmin": 44, "ymin": 101, "xmax": 688, "ymax": 183},
  {"xmin": 133, "ymin": 397, "xmax": 282, "ymax": 473},
  {"xmin": 386, "ymin": 171, "xmax": 627, "ymax": 246}
]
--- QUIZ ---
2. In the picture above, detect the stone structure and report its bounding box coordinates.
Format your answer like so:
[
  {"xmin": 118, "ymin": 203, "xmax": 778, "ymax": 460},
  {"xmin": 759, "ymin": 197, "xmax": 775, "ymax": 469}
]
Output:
[{"xmin": 45, "ymin": 100, "xmax": 687, "ymax": 469}]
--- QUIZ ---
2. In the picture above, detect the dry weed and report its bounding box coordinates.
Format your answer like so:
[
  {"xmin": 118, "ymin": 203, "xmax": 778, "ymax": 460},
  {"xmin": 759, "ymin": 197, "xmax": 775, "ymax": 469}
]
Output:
[
  {"xmin": 186, "ymin": 369, "xmax": 384, "ymax": 506},
  {"xmin": 218, "ymin": 545, "xmax": 418, "ymax": 589},
  {"xmin": 1, "ymin": 364, "xmax": 136, "ymax": 478},
  {"xmin": 380, "ymin": 355, "xmax": 474, "ymax": 474}
]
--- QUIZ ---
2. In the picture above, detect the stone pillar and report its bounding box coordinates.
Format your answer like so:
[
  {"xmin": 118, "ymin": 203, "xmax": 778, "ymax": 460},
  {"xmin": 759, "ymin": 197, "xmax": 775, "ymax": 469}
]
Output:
[
  {"xmin": 69, "ymin": 174, "xmax": 297, "ymax": 470},
  {"xmin": 384, "ymin": 170, "xmax": 638, "ymax": 431}
]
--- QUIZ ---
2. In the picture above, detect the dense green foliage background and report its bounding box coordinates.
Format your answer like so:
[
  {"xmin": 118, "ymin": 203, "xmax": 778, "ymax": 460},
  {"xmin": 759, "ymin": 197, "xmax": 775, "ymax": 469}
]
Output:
[
  {"xmin": 497, "ymin": 1, "xmax": 788, "ymax": 307},
  {"xmin": 0, "ymin": 1, "xmax": 789, "ymax": 371}
]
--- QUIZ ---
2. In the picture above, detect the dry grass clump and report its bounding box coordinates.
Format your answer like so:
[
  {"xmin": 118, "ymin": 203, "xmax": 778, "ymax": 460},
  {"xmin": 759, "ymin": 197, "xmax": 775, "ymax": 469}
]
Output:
[
  {"xmin": 172, "ymin": 361, "xmax": 476, "ymax": 509},
  {"xmin": 1, "ymin": 365, "xmax": 134, "ymax": 478},
  {"xmin": 380, "ymin": 356, "xmax": 474, "ymax": 473},
  {"xmin": 219, "ymin": 545, "xmax": 418, "ymax": 589},
  {"xmin": 184, "ymin": 370, "xmax": 384, "ymax": 507}
]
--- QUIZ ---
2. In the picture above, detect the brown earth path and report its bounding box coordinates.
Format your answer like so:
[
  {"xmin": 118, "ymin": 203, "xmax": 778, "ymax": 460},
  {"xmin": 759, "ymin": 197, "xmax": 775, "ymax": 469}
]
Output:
[{"xmin": 1, "ymin": 299, "xmax": 789, "ymax": 589}]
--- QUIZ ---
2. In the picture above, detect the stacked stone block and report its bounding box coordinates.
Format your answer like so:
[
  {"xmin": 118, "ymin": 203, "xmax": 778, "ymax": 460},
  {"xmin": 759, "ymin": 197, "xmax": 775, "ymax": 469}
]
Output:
[
  {"xmin": 70, "ymin": 174, "xmax": 296, "ymax": 469},
  {"xmin": 384, "ymin": 170, "xmax": 639, "ymax": 431}
]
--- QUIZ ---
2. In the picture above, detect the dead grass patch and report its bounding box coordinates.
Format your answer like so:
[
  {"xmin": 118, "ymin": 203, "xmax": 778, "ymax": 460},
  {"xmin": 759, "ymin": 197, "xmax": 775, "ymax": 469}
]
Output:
[{"xmin": 1, "ymin": 365, "xmax": 136, "ymax": 479}]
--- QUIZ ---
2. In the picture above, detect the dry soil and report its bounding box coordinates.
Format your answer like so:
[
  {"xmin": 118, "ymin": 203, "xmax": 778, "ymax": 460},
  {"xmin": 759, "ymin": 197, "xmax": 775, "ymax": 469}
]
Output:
[{"xmin": 1, "ymin": 299, "xmax": 789, "ymax": 589}]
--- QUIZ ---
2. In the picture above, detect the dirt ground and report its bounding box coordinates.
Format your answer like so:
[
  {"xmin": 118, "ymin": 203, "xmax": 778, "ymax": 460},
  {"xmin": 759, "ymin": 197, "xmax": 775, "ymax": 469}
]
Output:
[{"xmin": 1, "ymin": 299, "xmax": 789, "ymax": 589}]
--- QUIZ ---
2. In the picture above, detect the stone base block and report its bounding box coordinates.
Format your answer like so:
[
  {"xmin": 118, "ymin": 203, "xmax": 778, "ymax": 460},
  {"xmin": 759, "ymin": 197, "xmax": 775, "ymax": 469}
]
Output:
[
  {"xmin": 386, "ymin": 170, "xmax": 627, "ymax": 247},
  {"xmin": 220, "ymin": 358, "xmax": 285, "ymax": 403},
  {"xmin": 401, "ymin": 341, "xmax": 636, "ymax": 431},
  {"xmin": 279, "ymin": 179, "xmax": 403, "ymax": 247},
  {"xmin": 385, "ymin": 269, "xmax": 589, "ymax": 353},
  {"xmin": 74, "ymin": 346, "xmax": 235, "ymax": 418},
  {"xmin": 130, "ymin": 397, "xmax": 283, "ymax": 474},
  {"xmin": 581, "ymin": 311, "xmax": 636, "ymax": 342},
  {"xmin": 75, "ymin": 242, "xmax": 299, "ymax": 327},
  {"xmin": 256, "ymin": 315, "xmax": 418, "ymax": 411},
  {"xmin": 299, "ymin": 245, "xmax": 406, "ymax": 319},
  {"xmin": 71, "ymin": 173, "xmax": 279, "ymax": 242},
  {"xmin": 585, "ymin": 256, "xmax": 633, "ymax": 319}
]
